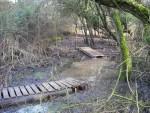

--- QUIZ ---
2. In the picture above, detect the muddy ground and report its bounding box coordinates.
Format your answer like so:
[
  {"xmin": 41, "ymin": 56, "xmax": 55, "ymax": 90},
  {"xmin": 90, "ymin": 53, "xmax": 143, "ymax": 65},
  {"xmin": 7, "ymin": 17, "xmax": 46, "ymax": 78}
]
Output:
[
  {"xmin": 0, "ymin": 36, "xmax": 149, "ymax": 113},
  {"xmin": 1, "ymin": 36, "xmax": 119, "ymax": 87}
]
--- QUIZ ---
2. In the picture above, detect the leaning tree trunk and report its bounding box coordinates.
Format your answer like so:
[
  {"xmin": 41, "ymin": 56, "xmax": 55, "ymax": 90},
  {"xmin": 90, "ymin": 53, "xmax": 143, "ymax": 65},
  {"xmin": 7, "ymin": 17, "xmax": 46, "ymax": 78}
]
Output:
[
  {"xmin": 96, "ymin": 4, "xmax": 119, "ymax": 44},
  {"xmin": 95, "ymin": 0, "xmax": 150, "ymax": 25},
  {"xmin": 113, "ymin": 10, "xmax": 132, "ymax": 80}
]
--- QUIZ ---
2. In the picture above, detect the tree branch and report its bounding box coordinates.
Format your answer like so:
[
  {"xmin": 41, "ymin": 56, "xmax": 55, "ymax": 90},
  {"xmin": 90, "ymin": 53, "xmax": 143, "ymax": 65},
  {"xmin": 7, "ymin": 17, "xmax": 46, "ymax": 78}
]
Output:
[{"xmin": 95, "ymin": 0, "xmax": 150, "ymax": 25}]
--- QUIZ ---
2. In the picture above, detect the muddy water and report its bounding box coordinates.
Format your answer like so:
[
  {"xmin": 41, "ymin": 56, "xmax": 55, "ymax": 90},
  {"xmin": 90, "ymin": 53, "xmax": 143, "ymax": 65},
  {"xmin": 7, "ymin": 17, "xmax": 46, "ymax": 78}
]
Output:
[
  {"xmin": 60, "ymin": 58, "xmax": 116, "ymax": 80},
  {"xmin": 4, "ymin": 102, "xmax": 67, "ymax": 113},
  {"xmin": 9, "ymin": 58, "xmax": 74, "ymax": 87}
]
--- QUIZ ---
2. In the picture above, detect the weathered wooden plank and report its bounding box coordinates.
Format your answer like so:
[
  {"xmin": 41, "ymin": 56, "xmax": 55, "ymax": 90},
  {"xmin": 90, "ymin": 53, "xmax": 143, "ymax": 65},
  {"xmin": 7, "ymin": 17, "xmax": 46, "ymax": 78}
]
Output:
[
  {"xmin": 42, "ymin": 83, "xmax": 55, "ymax": 92},
  {"xmin": 25, "ymin": 85, "xmax": 35, "ymax": 95},
  {"xmin": 65, "ymin": 79, "xmax": 79, "ymax": 86},
  {"xmin": 59, "ymin": 80, "xmax": 72, "ymax": 87},
  {"xmin": 0, "ymin": 88, "xmax": 73, "ymax": 109},
  {"xmin": 36, "ymin": 84, "xmax": 47, "ymax": 93},
  {"xmin": 2, "ymin": 88, "xmax": 10, "ymax": 99},
  {"xmin": 66, "ymin": 78, "xmax": 81, "ymax": 85},
  {"xmin": 79, "ymin": 47, "xmax": 104, "ymax": 58},
  {"xmin": 49, "ymin": 81, "xmax": 62, "ymax": 90},
  {"xmin": 14, "ymin": 87, "xmax": 22, "ymax": 97},
  {"xmin": 30, "ymin": 84, "xmax": 41, "ymax": 94},
  {"xmin": 54, "ymin": 81, "xmax": 67, "ymax": 88},
  {"xmin": 8, "ymin": 87, "xmax": 16, "ymax": 98},
  {"xmin": 0, "ymin": 78, "xmax": 88, "ymax": 109},
  {"xmin": 66, "ymin": 78, "xmax": 88, "ymax": 91},
  {"xmin": 20, "ymin": 86, "xmax": 29, "ymax": 96}
]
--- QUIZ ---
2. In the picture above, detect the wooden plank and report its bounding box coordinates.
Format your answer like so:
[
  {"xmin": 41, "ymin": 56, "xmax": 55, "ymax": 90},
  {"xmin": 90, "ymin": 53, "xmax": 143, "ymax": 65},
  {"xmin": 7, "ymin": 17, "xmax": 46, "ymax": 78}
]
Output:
[
  {"xmin": 2, "ymin": 88, "xmax": 9, "ymax": 99},
  {"xmin": 80, "ymin": 47, "xmax": 102, "ymax": 57},
  {"xmin": 66, "ymin": 78, "xmax": 81, "ymax": 84},
  {"xmin": 66, "ymin": 78, "xmax": 80, "ymax": 82},
  {"xmin": 49, "ymin": 81, "xmax": 62, "ymax": 90},
  {"xmin": 0, "ymin": 88, "xmax": 73, "ymax": 109},
  {"xmin": 36, "ymin": 84, "xmax": 47, "ymax": 93},
  {"xmin": 79, "ymin": 47, "xmax": 104, "ymax": 58},
  {"xmin": 59, "ymin": 80, "xmax": 72, "ymax": 88},
  {"xmin": 8, "ymin": 87, "xmax": 16, "ymax": 98},
  {"xmin": 30, "ymin": 84, "xmax": 41, "ymax": 94},
  {"xmin": 14, "ymin": 87, "xmax": 22, "ymax": 97},
  {"xmin": 0, "ymin": 78, "xmax": 88, "ymax": 109},
  {"xmin": 65, "ymin": 78, "xmax": 87, "ymax": 90},
  {"xmin": 20, "ymin": 86, "xmax": 29, "ymax": 96},
  {"xmin": 42, "ymin": 83, "xmax": 55, "ymax": 92},
  {"xmin": 55, "ymin": 81, "xmax": 67, "ymax": 88},
  {"xmin": 25, "ymin": 85, "xmax": 35, "ymax": 95},
  {"xmin": 65, "ymin": 79, "xmax": 79, "ymax": 86}
]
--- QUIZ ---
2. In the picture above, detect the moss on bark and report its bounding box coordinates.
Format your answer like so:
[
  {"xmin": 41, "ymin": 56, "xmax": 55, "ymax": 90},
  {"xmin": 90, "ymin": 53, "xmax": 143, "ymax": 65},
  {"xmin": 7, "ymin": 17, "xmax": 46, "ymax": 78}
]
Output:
[
  {"xmin": 95, "ymin": 0, "xmax": 150, "ymax": 25},
  {"xmin": 120, "ymin": 33, "xmax": 132, "ymax": 80},
  {"xmin": 113, "ymin": 10, "xmax": 132, "ymax": 80}
]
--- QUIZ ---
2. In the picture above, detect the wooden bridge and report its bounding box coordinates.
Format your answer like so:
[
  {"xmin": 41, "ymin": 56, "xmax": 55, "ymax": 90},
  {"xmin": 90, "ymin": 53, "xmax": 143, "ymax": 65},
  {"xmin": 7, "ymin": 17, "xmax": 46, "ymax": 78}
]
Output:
[
  {"xmin": 0, "ymin": 78, "xmax": 88, "ymax": 108},
  {"xmin": 78, "ymin": 47, "xmax": 105, "ymax": 58}
]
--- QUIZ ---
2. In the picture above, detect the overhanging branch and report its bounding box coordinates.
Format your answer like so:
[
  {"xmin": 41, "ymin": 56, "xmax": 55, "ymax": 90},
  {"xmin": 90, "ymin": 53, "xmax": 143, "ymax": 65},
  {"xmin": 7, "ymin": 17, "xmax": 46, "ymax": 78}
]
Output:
[{"xmin": 95, "ymin": 0, "xmax": 150, "ymax": 25}]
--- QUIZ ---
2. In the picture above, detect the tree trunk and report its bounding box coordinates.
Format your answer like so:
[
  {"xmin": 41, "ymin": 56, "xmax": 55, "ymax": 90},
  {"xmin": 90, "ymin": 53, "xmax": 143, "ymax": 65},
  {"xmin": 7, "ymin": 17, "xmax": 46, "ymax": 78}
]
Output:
[
  {"xmin": 86, "ymin": 22, "xmax": 95, "ymax": 47},
  {"xmin": 80, "ymin": 17, "xmax": 89, "ymax": 45},
  {"xmin": 95, "ymin": 0, "xmax": 150, "ymax": 25},
  {"xmin": 96, "ymin": 4, "xmax": 119, "ymax": 44},
  {"xmin": 113, "ymin": 10, "xmax": 132, "ymax": 80}
]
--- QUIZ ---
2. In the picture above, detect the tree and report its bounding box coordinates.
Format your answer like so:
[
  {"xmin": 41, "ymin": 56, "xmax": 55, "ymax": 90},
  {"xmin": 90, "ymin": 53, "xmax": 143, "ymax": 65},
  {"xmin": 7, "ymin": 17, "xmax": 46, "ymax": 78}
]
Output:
[
  {"xmin": 94, "ymin": 0, "xmax": 149, "ymax": 80},
  {"xmin": 113, "ymin": 10, "xmax": 132, "ymax": 80},
  {"xmin": 95, "ymin": 0, "xmax": 150, "ymax": 25}
]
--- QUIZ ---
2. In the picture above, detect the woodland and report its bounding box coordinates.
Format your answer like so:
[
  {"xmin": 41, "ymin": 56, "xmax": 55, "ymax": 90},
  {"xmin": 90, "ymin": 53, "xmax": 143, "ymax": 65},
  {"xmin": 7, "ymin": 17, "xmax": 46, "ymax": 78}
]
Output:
[{"xmin": 0, "ymin": 0, "xmax": 149, "ymax": 113}]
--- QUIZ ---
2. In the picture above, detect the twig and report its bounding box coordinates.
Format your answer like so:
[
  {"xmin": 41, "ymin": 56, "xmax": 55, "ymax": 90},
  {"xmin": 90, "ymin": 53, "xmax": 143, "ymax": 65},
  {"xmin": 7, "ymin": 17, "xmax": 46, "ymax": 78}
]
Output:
[
  {"xmin": 135, "ymin": 81, "xmax": 140, "ymax": 113},
  {"xmin": 113, "ymin": 94, "xmax": 150, "ymax": 108},
  {"xmin": 126, "ymin": 65, "xmax": 134, "ymax": 95},
  {"xmin": 107, "ymin": 68, "xmax": 121, "ymax": 101}
]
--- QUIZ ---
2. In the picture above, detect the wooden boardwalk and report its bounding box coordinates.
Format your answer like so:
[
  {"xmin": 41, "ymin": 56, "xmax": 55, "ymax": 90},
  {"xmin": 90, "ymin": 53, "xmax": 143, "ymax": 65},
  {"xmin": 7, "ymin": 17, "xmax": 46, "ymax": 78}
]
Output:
[
  {"xmin": 0, "ymin": 78, "xmax": 87, "ymax": 108},
  {"xmin": 78, "ymin": 47, "xmax": 105, "ymax": 58}
]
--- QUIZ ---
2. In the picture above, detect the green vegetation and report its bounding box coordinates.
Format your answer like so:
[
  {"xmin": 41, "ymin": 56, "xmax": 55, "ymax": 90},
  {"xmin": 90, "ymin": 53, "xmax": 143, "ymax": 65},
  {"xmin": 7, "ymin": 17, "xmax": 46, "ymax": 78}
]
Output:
[
  {"xmin": 95, "ymin": 0, "xmax": 150, "ymax": 24},
  {"xmin": 144, "ymin": 25, "xmax": 150, "ymax": 45},
  {"xmin": 113, "ymin": 11, "xmax": 132, "ymax": 80}
]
